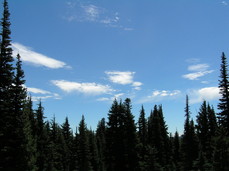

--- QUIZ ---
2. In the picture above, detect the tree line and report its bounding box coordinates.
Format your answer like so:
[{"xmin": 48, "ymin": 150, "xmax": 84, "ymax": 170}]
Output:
[{"xmin": 0, "ymin": 0, "xmax": 229, "ymax": 170}]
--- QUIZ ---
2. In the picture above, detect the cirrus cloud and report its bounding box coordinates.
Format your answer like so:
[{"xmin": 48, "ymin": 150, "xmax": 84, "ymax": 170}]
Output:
[
  {"xmin": 52, "ymin": 80, "xmax": 114, "ymax": 95},
  {"xmin": 12, "ymin": 42, "xmax": 70, "ymax": 69}
]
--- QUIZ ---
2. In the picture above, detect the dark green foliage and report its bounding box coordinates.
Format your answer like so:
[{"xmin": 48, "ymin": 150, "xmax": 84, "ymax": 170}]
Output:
[
  {"xmin": 62, "ymin": 117, "xmax": 74, "ymax": 171},
  {"xmin": 88, "ymin": 130, "xmax": 99, "ymax": 171},
  {"xmin": 218, "ymin": 52, "xmax": 229, "ymax": 133},
  {"xmin": 181, "ymin": 96, "xmax": 199, "ymax": 171},
  {"xmin": 96, "ymin": 118, "xmax": 106, "ymax": 171},
  {"xmin": 78, "ymin": 115, "xmax": 93, "ymax": 171},
  {"xmin": 22, "ymin": 97, "xmax": 38, "ymax": 171}
]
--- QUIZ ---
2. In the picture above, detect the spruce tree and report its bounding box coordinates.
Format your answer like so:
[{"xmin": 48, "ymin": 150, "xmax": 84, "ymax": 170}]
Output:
[
  {"xmin": 78, "ymin": 115, "xmax": 93, "ymax": 171},
  {"xmin": 218, "ymin": 52, "xmax": 229, "ymax": 134},
  {"xmin": 61, "ymin": 117, "xmax": 74, "ymax": 171},
  {"xmin": 0, "ymin": 0, "xmax": 16, "ymax": 169},
  {"xmin": 88, "ymin": 129, "xmax": 99, "ymax": 171},
  {"xmin": 22, "ymin": 97, "xmax": 37, "ymax": 171},
  {"xmin": 173, "ymin": 131, "xmax": 181, "ymax": 170},
  {"xmin": 106, "ymin": 99, "xmax": 126, "ymax": 171},
  {"xmin": 96, "ymin": 118, "xmax": 106, "ymax": 171},
  {"xmin": 35, "ymin": 101, "xmax": 50, "ymax": 171},
  {"xmin": 123, "ymin": 98, "xmax": 139, "ymax": 170},
  {"xmin": 181, "ymin": 95, "xmax": 199, "ymax": 171}
]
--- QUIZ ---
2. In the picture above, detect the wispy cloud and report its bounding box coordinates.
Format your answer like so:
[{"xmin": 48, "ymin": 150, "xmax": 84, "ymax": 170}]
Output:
[
  {"xmin": 52, "ymin": 80, "xmax": 114, "ymax": 95},
  {"xmin": 139, "ymin": 90, "xmax": 181, "ymax": 103},
  {"xmin": 182, "ymin": 63, "xmax": 214, "ymax": 80},
  {"xmin": 97, "ymin": 93, "xmax": 124, "ymax": 102},
  {"xmin": 189, "ymin": 87, "xmax": 220, "ymax": 104},
  {"xmin": 27, "ymin": 87, "xmax": 61, "ymax": 101},
  {"xmin": 105, "ymin": 71, "xmax": 142, "ymax": 90},
  {"xmin": 12, "ymin": 43, "xmax": 70, "ymax": 69},
  {"xmin": 64, "ymin": 2, "xmax": 133, "ymax": 31}
]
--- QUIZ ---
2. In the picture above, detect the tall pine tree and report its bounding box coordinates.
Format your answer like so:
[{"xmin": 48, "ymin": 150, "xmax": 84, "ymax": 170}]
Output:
[{"xmin": 218, "ymin": 52, "xmax": 229, "ymax": 134}]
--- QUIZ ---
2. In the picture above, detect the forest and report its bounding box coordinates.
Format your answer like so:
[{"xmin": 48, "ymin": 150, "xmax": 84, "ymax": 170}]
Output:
[{"xmin": 0, "ymin": 0, "xmax": 229, "ymax": 170}]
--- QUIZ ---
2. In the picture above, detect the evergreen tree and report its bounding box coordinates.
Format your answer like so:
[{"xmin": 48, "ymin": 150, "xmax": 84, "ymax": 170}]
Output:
[
  {"xmin": 78, "ymin": 115, "xmax": 93, "ymax": 171},
  {"xmin": 181, "ymin": 95, "xmax": 199, "ymax": 171},
  {"xmin": 218, "ymin": 52, "xmax": 229, "ymax": 134},
  {"xmin": 106, "ymin": 99, "xmax": 126, "ymax": 171},
  {"xmin": 61, "ymin": 117, "xmax": 74, "ymax": 171},
  {"xmin": 173, "ymin": 131, "xmax": 181, "ymax": 171},
  {"xmin": 35, "ymin": 101, "xmax": 50, "ymax": 171},
  {"xmin": 0, "ymin": 0, "xmax": 17, "ymax": 169},
  {"xmin": 138, "ymin": 105, "xmax": 148, "ymax": 146},
  {"xmin": 96, "ymin": 118, "xmax": 106, "ymax": 171},
  {"xmin": 123, "ymin": 98, "xmax": 139, "ymax": 170},
  {"xmin": 22, "ymin": 97, "xmax": 37, "ymax": 171},
  {"xmin": 88, "ymin": 129, "xmax": 99, "ymax": 171},
  {"xmin": 138, "ymin": 105, "xmax": 148, "ymax": 170}
]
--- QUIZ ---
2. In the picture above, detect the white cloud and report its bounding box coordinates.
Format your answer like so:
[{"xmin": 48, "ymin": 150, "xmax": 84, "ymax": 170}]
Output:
[
  {"xmin": 139, "ymin": 90, "xmax": 181, "ymax": 103},
  {"xmin": 82, "ymin": 4, "xmax": 100, "ymax": 21},
  {"xmin": 183, "ymin": 63, "xmax": 214, "ymax": 80},
  {"xmin": 189, "ymin": 87, "xmax": 220, "ymax": 104},
  {"xmin": 27, "ymin": 87, "xmax": 51, "ymax": 94},
  {"xmin": 182, "ymin": 70, "xmax": 214, "ymax": 80},
  {"xmin": 188, "ymin": 64, "xmax": 209, "ymax": 72},
  {"xmin": 105, "ymin": 71, "xmax": 135, "ymax": 85},
  {"xmin": 105, "ymin": 71, "xmax": 143, "ymax": 90},
  {"xmin": 97, "ymin": 93, "xmax": 124, "ymax": 102},
  {"xmin": 52, "ymin": 80, "xmax": 114, "ymax": 95},
  {"xmin": 12, "ymin": 42, "xmax": 70, "ymax": 69},
  {"xmin": 26, "ymin": 86, "xmax": 61, "ymax": 101},
  {"xmin": 64, "ymin": 2, "xmax": 133, "ymax": 31}
]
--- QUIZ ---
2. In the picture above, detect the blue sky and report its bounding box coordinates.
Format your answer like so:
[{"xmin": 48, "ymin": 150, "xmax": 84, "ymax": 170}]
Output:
[{"xmin": 8, "ymin": 0, "xmax": 229, "ymax": 133}]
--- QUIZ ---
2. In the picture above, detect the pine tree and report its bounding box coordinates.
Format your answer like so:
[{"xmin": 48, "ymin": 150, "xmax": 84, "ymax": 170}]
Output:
[
  {"xmin": 88, "ymin": 129, "xmax": 99, "ymax": 171},
  {"xmin": 173, "ymin": 131, "xmax": 181, "ymax": 170},
  {"xmin": 138, "ymin": 105, "xmax": 148, "ymax": 170},
  {"xmin": 196, "ymin": 101, "xmax": 209, "ymax": 153},
  {"xmin": 96, "ymin": 118, "xmax": 106, "ymax": 171},
  {"xmin": 0, "ymin": 0, "xmax": 16, "ymax": 169},
  {"xmin": 78, "ymin": 115, "xmax": 93, "ymax": 171},
  {"xmin": 181, "ymin": 95, "xmax": 199, "ymax": 171},
  {"xmin": 61, "ymin": 117, "xmax": 74, "ymax": 171},
  {"xmin": 106, "ymin": 99, "xmax": 126, "ymax": 171},
  {"xmin": 218, "ymin": 52, "xmax": 229, "ymax": 134},
  {"xmin": 123, "ymin": 98, "xmax": 139, "ymax": 170},
  {"xmin": 138, "ymin": 105, "xmax": 148, "ymax": 146},
  {"xmin": 35, "ymin": 101, "xmax": 50, "ymax": 171},
  {"xmin": 22, "ymin": 97, "xmax": 37, "ymax": 171}
]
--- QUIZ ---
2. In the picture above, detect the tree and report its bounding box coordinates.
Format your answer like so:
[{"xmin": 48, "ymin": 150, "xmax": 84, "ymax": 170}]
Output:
[
  {"xmin": 123, "ymin": 98, "xmax": 139, "ymax": 170},
  {"xmin": 96, "ymin": 118, "xmax": 106, "ymax": 171},
  {"xmin": 218, "ymin": 52, "xmax": 229, "ymax": 134},
  {"xmin": 181, "ymin": 95, "xmax": 199, "ymax": 171},
  {"xmin": 0, "ymin": 0, "xmax": 17, "ymax": 169},
  {"xmin": 35, "ymin": 101, "xmax": 50, "ymax": 171},
  {"xmin": 61, "ymin": 117, "xmax": 74, "ymax": 171},
  {"xmin": 78, "ymin": 115, "xmax": 93, "ymax": 171},
  {"xmin": 173, "ymin": 131, "xmax": 181, "ymax": 170}
]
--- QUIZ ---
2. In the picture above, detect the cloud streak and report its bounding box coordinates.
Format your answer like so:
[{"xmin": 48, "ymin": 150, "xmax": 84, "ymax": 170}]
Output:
[
  {"xmin": 139, "ymin": 89, "xmax": 181, "ymax": 103},
  {"xmin": 52, "ymin": 80, "xmax": 114, "ymax": 95},
  {"xmin": 182, "ymin": 63, "xmax": 214, "ymax": 80},
  {"xmin": 12, "ymin": 42, "xmax": 70, "ymax": 69},
  {"xmin": 64, "ymin": 2, "xmax": 133, "ymax": 31},
  {"xmin": 27, "ymin": 87, "xmax": 61, "ymax": 101}
]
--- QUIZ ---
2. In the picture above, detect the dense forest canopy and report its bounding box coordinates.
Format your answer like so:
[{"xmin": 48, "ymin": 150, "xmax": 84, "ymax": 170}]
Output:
[{"xmin": 0, "ymin": 0, "xmax": 229, "ymax": 170}]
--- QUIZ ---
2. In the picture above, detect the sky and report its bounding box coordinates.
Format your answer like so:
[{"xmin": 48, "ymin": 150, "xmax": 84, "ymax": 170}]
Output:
[{"xmin": 7, "ymin": 0, "xmax": 229, "ymax": 134}]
